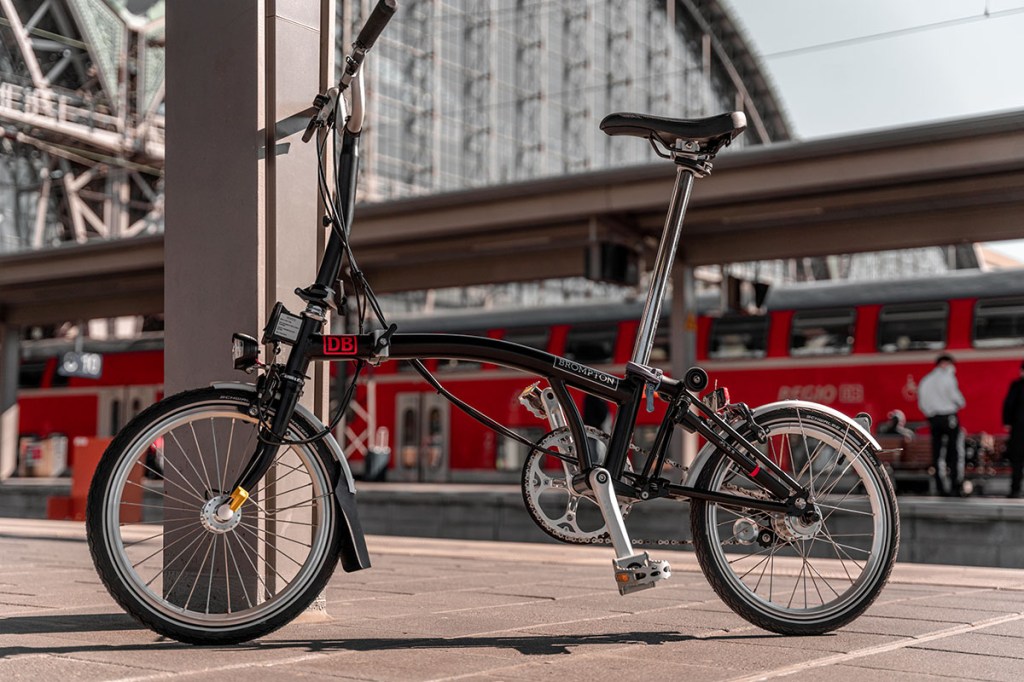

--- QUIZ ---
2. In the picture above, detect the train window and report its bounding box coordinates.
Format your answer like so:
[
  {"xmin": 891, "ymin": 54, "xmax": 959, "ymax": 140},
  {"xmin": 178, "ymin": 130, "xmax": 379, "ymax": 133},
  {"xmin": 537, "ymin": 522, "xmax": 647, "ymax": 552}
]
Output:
[
  {"xmin": 504, "ymin": 327, "xmax": 550, "ymax": 352},
  {"xmin": 974, "ymin": 298, "xmax": 1024, "ymax": 348},
  {"xmin": 564, "ymin": 325, "xmax": 617, "ymax": 364},
  {"xmin": 708, "ymin": 315, "xmax": 768, "ymax": 359},
  {"xmin": 877, "ymin": 302, "xmax": 948, "ymax": 352},
  {"xmin": 790, "ymin": 309, "xmax": 855, "ymax": 356},
  {"xmin": 17, "ymin": 361, "xmax": 47, "ymax": 389}
]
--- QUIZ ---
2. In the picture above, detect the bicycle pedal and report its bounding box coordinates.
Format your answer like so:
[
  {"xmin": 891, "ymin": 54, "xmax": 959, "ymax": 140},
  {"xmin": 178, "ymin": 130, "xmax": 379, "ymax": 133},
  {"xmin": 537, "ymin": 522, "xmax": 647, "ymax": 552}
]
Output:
[{"xmin": 613, "ymin": 552, "xmax": 671, "ymax": 595}]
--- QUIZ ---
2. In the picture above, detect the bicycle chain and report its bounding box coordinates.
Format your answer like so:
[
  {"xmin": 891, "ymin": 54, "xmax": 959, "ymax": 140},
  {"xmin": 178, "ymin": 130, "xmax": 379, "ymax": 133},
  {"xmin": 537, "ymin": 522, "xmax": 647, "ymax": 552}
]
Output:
[
  {"xmin": 523, "ymin": 431, "xmax": 759, "ymax": 549},
  {"xmin": 563, "ymin": 479, "xmax": 758, "ymax": 549}
]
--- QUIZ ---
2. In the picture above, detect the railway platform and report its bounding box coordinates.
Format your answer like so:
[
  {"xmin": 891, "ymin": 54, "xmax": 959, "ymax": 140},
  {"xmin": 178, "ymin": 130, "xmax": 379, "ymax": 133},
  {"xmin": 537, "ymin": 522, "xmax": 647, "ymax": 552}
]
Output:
[
  {"xmin": 1, "ymin": 518, "xmax": 1024, "ymax": 680},
  {"xmin": 2, "ymin": 479, "xmax": 1024, "ymax": 569}
]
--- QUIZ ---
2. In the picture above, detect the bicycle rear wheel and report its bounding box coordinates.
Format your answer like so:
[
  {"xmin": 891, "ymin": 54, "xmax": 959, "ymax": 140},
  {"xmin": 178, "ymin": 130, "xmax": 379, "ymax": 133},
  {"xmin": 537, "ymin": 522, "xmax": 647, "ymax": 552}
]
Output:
[
  {"xmin": 690, "ymin": 403, "xmax": 898, "ymax": 635},
  {"xmin": 87, "ymin": 387, "xmax": 341, "ymax": 644}
]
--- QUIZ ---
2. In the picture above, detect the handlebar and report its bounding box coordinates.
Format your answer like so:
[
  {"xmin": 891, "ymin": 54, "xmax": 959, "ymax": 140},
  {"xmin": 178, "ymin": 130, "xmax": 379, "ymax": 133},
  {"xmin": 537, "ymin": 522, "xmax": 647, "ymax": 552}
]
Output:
[
  {"xmin": 355, "ymin": 0, "xmax": 397, "ymax": 51},
  {"xmin": 302, "ymin": 0, "xmax": 397, "ymax": 143}
]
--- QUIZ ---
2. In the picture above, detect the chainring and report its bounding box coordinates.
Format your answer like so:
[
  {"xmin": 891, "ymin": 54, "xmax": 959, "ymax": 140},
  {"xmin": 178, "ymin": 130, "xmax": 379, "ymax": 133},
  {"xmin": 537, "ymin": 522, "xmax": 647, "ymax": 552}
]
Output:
[{"xmin": 520, "ymin": 426, "xmax": 634, "ymax": 544}]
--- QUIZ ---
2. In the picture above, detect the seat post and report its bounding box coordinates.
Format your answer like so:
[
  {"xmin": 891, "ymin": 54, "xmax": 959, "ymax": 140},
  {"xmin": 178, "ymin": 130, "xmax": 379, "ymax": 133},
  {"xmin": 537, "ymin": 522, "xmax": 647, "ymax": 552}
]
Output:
[{"xmin": 630, "ymin": 163, "xmax": 696, "ymax": 366}]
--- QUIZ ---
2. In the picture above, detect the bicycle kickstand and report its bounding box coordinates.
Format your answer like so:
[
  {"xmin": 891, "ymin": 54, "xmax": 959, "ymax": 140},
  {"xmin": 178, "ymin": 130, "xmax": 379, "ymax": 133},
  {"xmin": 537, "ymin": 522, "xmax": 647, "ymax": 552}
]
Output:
[{"xmin": 588, "ymin": 468, "xmax": 672, "ymax": 595}]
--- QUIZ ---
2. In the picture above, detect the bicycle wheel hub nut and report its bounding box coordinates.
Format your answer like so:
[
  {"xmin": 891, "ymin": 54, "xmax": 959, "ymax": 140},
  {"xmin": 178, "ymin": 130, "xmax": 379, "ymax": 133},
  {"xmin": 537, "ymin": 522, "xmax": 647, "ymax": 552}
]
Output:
[
  {"xmin": 732, "ymin": 518, "xmax": 760, "ymax": 545},
  {"xmin": 774, "ymin": 511, "xmax": 822, "ymax": 541},
  {"xmin": 200, "ymin": 494, "xmax": 242, "ymax": 534}
]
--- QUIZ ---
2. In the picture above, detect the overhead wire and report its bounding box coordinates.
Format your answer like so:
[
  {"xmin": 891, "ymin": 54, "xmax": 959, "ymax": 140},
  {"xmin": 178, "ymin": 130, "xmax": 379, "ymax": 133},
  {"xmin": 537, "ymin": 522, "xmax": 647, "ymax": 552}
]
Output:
[{"xmin": 761, "ymin": 5, "xmax": 1024, "ymax": 60}]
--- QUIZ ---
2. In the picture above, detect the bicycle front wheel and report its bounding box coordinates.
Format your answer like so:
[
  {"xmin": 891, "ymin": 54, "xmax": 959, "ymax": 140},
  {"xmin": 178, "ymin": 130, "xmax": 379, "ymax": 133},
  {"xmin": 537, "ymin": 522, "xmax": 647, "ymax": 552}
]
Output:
[
  {"xmin": 690, "ymin": 403, "xmax": 899, "ymax": 635},
  {"xmin": 86, "ymin": 387, "xmax": 341, "ymax": 645}
]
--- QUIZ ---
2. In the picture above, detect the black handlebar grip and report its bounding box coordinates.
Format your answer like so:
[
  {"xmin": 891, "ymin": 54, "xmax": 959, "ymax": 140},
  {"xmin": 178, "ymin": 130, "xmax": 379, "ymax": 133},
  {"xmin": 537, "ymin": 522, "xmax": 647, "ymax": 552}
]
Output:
[{"xmin": 355, "ymin": 0, "xmax": 397, "ymax": 51}]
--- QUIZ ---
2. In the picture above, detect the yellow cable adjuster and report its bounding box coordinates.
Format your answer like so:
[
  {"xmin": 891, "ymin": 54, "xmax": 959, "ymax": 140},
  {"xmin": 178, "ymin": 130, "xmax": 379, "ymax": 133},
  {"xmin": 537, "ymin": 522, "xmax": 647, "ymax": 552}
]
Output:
[{"xmin": 228, "ymin": 486, "xmax": 250, "ymax": 512}]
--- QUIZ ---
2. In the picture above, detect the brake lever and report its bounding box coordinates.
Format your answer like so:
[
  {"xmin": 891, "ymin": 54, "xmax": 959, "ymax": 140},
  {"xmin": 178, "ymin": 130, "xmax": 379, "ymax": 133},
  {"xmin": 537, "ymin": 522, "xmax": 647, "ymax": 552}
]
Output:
[{"xmin": 301, "ymin": 88, "xmax": 340, "ymax": 143}]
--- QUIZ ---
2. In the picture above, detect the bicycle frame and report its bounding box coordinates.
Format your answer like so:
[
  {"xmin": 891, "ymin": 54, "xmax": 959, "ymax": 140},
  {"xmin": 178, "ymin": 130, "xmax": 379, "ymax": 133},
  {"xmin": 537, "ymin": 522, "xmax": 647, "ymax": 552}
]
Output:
[{"xmin": 223, "ymin": 35, "xmax": 811, "ymax": 531}]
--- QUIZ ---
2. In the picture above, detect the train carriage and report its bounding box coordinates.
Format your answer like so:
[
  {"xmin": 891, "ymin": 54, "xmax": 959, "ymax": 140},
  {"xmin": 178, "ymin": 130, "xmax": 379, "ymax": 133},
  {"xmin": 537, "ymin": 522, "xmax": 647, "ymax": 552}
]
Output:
[{"xmin": 16, "ymin": 268, "xmax": 1024, "ymax": 486}]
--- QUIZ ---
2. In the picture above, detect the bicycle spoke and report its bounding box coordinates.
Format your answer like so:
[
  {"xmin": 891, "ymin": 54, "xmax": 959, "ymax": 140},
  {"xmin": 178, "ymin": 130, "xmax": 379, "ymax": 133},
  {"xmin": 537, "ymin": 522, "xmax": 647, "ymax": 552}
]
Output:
[
  {"xmin": 184, "ymin": 534, "xmax": 215, "ymax": 612},
  {"xmin": 233, "ymin": 531, "xmax": 291, "ymax": 596},
  {"xmin": 210, "ymin": 419, "xmax": 222, "ymax": 493},
  {"xmin": 222, "ymin": 418, "xmax": 237, "ymax": 493},
  {"xmin": 123, "ymin": 529, "xmax": 170, "ymax": 549},
  {"xmin": 809, "ymin": 420, "xmax": 852, "ymax": 493},
  {"xmin": 252, "ymin": 495, "xmax": 330, "ymax": 517},
  {"xmin": 188, "ymin": 422, "xmax": 216, "ymax": 495},
  {"xmin": 816, "ymin": 502, "xmax": 872, "ymax": 517},
  {"xmin": 802, "ymin": 538, "xmax": 827, "ymax": 606},
  {"xmin": 118, "ymin": 499, "xmax": 197, "ymax": 516},
  {"xmin": 255, "ymin": 525, "xmax": 315, "ymax": 552},
  {"xmin": 820, "ymin": 525, "xmax": 868, "ymax": 572},
  {"xmin": 123, "ymin": 479, "xmax": 198, "ymax": 507},
  {"xmin": 257, "ymin": 481, "xmax": 314, "ymax": 507},
  {"xmin": 816, "ymin": 444, "xmax": 869, "ymax": 500},
  {"xmin": 162, "ymin": 532, "xmax": 212, "ymax": 600},
  {"xmin": 227, "ymin": 531, "xmax": 272, "ymax": 604},
  {"xmin": 225, "ymin": 533, "xmax": 252, "ymax": 611},
  {"xmin": 221, "ymin": 535, "xmax": 231, "ymax": 614},
  {"xmin": 161, "ymin": 433, "xmax": 211, "ymax": 502},
  {"xmin": 205, "ymin": 533, "xmax": 218, "ymax": 614},
  {"xmin": 130, "ymin": 458, "xmax": 206, "ymax": 505},
  {"xmin": 796, "ymin": 409, "xmax": 815, "ymax": 496},
  {"xmin": 737, "ymin": 551, "xmax": 773, "ymax": 581},
  {"xmin": 133, "ymin": 526, "xmax": 200, "ymax": 572}
]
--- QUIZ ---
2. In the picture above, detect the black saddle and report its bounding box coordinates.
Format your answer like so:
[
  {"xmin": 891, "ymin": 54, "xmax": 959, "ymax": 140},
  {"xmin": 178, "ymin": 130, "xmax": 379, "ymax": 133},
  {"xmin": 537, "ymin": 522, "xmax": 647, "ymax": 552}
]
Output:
[{"xmin": 599, "ymin": 111, "xmax": 747, "ymax": 152}]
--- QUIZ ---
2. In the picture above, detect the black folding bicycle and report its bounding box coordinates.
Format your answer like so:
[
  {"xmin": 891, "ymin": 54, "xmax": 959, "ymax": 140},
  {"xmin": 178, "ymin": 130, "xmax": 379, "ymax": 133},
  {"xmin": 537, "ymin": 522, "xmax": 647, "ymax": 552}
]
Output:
[{"xmin": 87, "ymin": 0, "xmax": 899, "ymax": 645}]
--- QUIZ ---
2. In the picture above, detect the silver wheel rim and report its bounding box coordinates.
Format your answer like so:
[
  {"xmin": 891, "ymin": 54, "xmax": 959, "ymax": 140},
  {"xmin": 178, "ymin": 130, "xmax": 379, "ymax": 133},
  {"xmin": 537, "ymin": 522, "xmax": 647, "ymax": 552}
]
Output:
[
  {"xmin": 701, "ymin": 408, "xmax": 891, "ymax": 623},
  {"xmin": 101, "ymin": 399, "xmax": 334, "ymax": 630}
]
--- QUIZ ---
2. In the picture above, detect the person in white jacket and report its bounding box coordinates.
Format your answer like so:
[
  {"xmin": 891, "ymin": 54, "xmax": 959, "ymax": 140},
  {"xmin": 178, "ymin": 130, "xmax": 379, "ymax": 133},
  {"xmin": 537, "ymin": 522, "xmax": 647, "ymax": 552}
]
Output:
[{"xmin": 917, "ymin": 354, "xmax": 966, "ymax": 496}]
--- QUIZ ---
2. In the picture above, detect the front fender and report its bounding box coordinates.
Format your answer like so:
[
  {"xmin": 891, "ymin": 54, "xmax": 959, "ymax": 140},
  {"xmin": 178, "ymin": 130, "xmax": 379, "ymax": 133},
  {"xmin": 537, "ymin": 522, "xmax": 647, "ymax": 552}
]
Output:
[
  {"xmin": 684, "ymin": 400, "xmax": 881, "ymax": 487},
  {"xmin": 212, "ymin": 382, "xmax": 370, "ymax": 572}
]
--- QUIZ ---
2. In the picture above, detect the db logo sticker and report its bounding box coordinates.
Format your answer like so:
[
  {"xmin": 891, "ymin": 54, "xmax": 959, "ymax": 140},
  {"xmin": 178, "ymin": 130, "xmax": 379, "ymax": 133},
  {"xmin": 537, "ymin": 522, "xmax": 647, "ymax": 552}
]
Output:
[{"xmin": 323, "ymin": 335, "xmax": 358, "ymax": 355}]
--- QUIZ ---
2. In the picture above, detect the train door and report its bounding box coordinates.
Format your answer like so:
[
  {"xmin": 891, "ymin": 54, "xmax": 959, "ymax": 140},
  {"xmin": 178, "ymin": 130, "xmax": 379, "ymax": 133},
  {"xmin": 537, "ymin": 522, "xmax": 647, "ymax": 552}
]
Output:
[
  {"xmin": 393, "ymin": 392, "xmax": 449, "ymax": 482},
  {"xmin": 97, "ymin": 386, "xmax": 159, "ymax": 436}
]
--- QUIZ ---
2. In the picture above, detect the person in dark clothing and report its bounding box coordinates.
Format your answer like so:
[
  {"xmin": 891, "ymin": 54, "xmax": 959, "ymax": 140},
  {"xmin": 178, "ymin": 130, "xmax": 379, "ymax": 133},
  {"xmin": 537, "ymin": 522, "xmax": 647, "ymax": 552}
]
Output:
[{"xmin": 1001, "ymin": 361, "xmax": 1024, "ymax": 498}]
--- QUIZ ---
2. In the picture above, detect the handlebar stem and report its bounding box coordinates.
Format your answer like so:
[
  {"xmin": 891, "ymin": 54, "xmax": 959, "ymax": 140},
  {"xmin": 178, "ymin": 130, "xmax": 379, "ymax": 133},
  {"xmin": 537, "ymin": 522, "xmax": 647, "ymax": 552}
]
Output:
[{"xmin": 346, "ymin": 68, "xmax": 365, "ymax": 135}]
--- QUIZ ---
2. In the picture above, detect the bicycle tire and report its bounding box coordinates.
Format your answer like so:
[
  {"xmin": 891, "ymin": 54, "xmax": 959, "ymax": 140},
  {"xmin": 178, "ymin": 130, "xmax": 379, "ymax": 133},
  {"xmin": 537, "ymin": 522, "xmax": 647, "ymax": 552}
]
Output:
[
  {"xmin": 86, "ymin": 387, "xmax": 342, "ymax": 645},
  {"xmin": 690, "ymin": 403, "xmax": 899, "ymax": 635}
]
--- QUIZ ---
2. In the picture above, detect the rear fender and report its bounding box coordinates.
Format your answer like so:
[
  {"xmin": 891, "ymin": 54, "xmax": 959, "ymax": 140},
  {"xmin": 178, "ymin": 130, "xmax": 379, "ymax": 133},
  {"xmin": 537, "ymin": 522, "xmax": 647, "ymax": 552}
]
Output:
[
  {"xmin": 212, "ymin": 382, "xmax": 370, "ymax": 572},
  {"xmin": 684, "ymin": 399, "xmax": 881, "ymax": 487}
]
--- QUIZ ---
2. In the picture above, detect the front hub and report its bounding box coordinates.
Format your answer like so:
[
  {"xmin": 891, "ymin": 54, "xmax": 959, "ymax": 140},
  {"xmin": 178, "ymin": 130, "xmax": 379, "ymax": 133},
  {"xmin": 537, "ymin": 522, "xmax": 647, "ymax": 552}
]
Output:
[{"xmin": 200, "ymin": 494, "xmax": 242, "ymax": 534}]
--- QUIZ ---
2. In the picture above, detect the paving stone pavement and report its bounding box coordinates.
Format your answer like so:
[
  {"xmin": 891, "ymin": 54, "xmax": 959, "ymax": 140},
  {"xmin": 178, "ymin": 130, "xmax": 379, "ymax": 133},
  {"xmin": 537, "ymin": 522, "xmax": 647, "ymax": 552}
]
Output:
[{"xmin": 2, "ymin": 518, "xmax": 1024, "ymax": 681}]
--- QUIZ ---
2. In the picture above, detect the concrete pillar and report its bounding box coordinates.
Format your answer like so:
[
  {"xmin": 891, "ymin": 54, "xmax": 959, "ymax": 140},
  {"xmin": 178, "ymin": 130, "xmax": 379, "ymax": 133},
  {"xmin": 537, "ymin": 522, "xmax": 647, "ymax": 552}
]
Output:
[
  {"xmin": 164, "ymin": 0, "xmax": 335, "ymax": 610},
  {"xmin": 0, "ymin": 325, "xmax": 19, "ymax": 480},
  {"xmin": 670, "ymin": 264, "xmax": 698, "ymax": 467},
  {"xmin": 165, "ymin": 0, "xmax": 332, "ymax": 396}
]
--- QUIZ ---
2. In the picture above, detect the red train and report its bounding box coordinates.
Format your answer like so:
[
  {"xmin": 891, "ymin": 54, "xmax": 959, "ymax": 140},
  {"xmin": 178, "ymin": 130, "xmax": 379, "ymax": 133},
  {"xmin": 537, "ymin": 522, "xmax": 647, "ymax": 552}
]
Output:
[{"xmin": 17, "ymin": 268, "xmax": 1024, "ymax": 485}]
